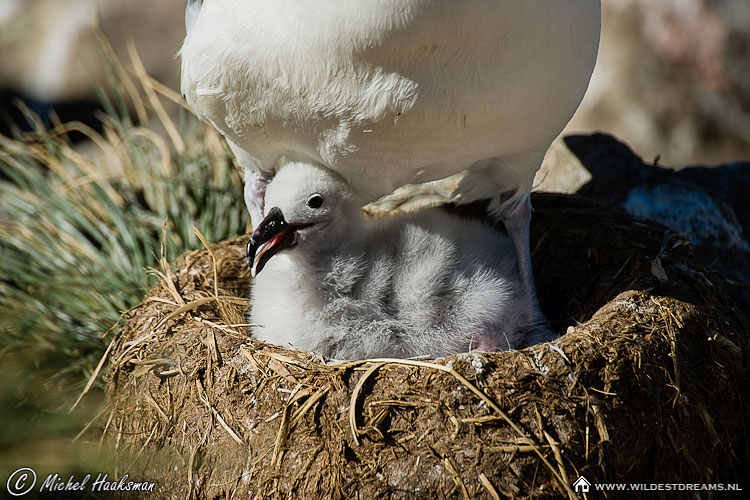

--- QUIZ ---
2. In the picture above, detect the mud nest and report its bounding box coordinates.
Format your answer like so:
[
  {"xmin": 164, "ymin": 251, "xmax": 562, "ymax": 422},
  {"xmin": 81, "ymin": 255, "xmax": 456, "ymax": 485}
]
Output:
[{"xmin": 104, "ymin": 193, "xmax": 748, "ymax": 499}]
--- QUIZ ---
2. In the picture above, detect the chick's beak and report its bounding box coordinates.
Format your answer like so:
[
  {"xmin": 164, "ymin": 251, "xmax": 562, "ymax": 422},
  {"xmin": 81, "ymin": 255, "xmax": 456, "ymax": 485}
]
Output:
[{"xmin": 246, "ymin": 207, "xmax": 297, "ymax": 276}]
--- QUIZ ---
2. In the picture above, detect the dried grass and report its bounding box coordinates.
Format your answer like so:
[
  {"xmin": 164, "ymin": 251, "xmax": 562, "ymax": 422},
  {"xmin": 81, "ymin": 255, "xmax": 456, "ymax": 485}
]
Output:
[{"xmin": 102, "ymin": 194, "xmax": 748, "ymax": 499}]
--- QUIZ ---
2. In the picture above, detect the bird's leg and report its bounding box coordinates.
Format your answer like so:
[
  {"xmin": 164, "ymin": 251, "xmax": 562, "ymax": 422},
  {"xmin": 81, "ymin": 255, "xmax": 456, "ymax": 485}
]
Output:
[
  {"xmin": 244, "ymin": 168, "xmax": 273, "ymax": 230},
  {"xmin": 495, "ymin": 194, "xmax": 557, "ymax": 346}
]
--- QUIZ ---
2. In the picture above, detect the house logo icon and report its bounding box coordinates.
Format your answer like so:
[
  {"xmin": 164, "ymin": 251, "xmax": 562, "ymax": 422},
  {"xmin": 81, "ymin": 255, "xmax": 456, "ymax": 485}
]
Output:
[{"xmin": 573, "ymin": 476, "xmax": 591, "ymax": 493}]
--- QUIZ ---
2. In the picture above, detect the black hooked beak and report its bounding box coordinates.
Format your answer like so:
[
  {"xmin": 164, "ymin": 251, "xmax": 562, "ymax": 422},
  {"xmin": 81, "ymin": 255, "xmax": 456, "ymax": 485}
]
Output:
[{"xmin": 246, "ymin": 207, "xmax": 297, "ymax": 276}]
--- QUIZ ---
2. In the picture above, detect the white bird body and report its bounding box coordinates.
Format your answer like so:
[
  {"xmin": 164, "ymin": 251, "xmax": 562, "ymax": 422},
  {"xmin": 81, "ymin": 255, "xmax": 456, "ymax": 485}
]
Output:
[
  {"xmin": 181, "ymin": 0, "xmax": 601, "ymax": 345},
  {"xmin": 249, "ymin": 163, "xmax": 528, "ymax": 359},
  {"xmin": 181, "ymin": 0, "xmax": 601, "ymax": 204}
]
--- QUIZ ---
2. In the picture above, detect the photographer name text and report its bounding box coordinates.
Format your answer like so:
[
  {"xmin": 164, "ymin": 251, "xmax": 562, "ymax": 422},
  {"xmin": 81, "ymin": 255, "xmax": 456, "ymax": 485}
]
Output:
[{"xmin": 6, "ymin": 468, "xmax": 155, "ymax": 496}]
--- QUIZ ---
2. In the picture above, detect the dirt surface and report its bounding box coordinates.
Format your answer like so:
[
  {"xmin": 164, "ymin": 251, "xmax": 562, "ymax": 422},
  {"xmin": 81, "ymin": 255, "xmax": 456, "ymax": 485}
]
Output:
[{"xmin": 104, "ymin": 194, "xmax": 749, "ymax": 499}]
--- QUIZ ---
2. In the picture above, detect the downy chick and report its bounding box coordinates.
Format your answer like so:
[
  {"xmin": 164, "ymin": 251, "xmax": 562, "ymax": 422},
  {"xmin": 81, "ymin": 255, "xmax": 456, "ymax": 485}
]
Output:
[{"xmin": 247, "ymin": 162, "xmax": 537, "ymax": 359}]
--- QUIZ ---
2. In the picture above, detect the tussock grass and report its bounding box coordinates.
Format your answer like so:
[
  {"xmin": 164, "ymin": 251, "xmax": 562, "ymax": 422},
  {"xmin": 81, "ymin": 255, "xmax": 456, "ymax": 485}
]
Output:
[{"xmin": 0, "ymin": 48, "xmax": 247, "ymax": 402}]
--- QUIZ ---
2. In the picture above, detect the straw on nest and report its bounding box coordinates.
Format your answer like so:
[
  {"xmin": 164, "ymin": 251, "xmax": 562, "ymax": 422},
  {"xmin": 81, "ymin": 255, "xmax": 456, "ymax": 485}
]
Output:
[{"xmin": 104, "ymin": 193, "xmax": 748, "ymax": 499}]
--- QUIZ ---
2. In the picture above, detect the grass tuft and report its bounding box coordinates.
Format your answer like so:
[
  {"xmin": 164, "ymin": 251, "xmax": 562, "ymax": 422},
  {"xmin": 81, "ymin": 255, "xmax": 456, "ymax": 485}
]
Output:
[{"xmin": 0, "ymin": 51, "xmax": 247, "ymax": 403}]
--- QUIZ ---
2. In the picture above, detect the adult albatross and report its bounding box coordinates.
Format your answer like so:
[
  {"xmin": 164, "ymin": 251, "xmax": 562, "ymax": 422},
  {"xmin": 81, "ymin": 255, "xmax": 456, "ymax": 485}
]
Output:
[{"xmin": 180, "ymin": 0, "xmax": 601, "ymax": 344}]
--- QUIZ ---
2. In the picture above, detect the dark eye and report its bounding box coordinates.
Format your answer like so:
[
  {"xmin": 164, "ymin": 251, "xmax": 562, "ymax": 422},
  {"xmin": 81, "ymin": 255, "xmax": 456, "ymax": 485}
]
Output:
[{"xmin": 306, "ymin": 194, "xmax": 324, "ymax": 209}]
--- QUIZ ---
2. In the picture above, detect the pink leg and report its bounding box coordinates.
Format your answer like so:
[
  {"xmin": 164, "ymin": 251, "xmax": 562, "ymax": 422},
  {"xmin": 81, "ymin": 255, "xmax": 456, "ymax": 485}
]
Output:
[
  {"xmin": 498, "ymin": 196, "xmax": 557, "ymax": 346},
  {"xmin": 472, "ymin": 332, "xmax": 498, "ymax": 352},
  {"xmin": 244, "ymin": 168, "xmax": 273, "ymax": 230},
  {"xmin": 471, "ymin": 327, "xmax": 523, "ymax": 352}
]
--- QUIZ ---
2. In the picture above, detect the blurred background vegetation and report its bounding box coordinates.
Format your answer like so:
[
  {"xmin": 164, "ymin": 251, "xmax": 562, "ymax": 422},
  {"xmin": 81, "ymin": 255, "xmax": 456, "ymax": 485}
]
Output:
[
  {"xmin": 0, "ymin": 0, "xmax": 749, "ymax": 487},
  {"xmin": 0, "ymin": 38, "xmax": 247, "ymax": 479}
]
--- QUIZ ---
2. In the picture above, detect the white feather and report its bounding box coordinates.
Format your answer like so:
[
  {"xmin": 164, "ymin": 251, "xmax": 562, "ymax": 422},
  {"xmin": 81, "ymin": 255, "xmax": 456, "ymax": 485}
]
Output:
[
  {"xmin": 182, "ymin": 0, "xmax": 601, "ymax": 349},
  {"xmin": 180, "ymin": 0, "xmax": 601, "ymax": 204},
  {"xmin": 184, "ymin": 0, "xmax": 203, "ymax": 32},
  {"xmin": 249, "ymin": 163, "xmax": 530, "ymax": 359}
]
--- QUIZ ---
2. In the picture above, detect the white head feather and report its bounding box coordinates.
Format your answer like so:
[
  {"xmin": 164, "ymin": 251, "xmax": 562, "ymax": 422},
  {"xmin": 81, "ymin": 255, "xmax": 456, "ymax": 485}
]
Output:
[{"xmin": 249, "ymin": 163, "xmax": 530, "ymax": 359}]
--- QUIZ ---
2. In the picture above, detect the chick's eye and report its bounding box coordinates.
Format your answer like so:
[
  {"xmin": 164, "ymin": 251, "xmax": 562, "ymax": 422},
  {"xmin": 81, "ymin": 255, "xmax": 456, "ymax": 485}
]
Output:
[{"xmin": 306, "ymin": 194, "xmax": 324, "ymax": 209}]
